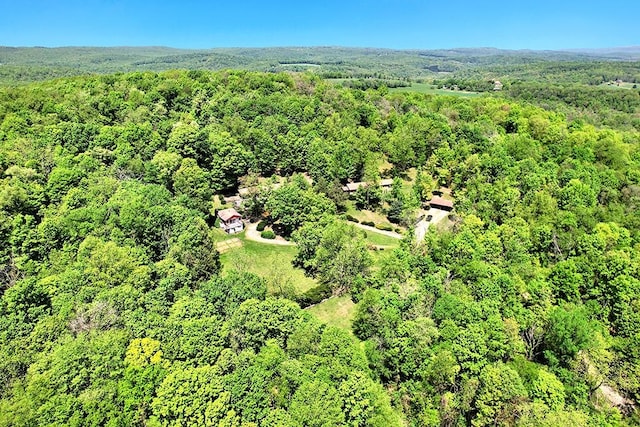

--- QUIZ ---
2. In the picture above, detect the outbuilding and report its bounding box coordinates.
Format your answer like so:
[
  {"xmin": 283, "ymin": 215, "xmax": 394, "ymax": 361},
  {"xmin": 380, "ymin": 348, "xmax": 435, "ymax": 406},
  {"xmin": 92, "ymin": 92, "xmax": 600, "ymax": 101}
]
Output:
[
  {"xmin": 342, "ymin": 179, "xmax": 394, "ymax": 193},
  {"xmin": 429, "ymin": 196, "xmax": 454, "ymax": 211}
]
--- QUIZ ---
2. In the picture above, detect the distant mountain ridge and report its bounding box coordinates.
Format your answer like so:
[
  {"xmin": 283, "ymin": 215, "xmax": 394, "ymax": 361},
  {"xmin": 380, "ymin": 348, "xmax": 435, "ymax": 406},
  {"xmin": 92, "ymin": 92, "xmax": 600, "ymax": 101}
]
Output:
[{"xmin": 1, "ymin": 45, "xmax": 639, "ymax": 84}]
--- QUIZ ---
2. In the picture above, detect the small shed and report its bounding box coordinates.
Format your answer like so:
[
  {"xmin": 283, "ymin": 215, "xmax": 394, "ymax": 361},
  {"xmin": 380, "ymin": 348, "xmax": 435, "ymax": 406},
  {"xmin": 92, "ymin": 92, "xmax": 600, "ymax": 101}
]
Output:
[
  {"xmin": 218, "ymin": 208, "xmax": 243, "ymax": 234},
  {"xmin": 429, "ymin": 196, "xmax": 454, "ymax": 211}
]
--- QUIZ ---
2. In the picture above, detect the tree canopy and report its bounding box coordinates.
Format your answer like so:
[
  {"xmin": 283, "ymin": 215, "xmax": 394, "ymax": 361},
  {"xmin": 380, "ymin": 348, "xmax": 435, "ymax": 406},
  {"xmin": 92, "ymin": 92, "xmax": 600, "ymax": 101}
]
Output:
[{"xmin": 0, "ymin": 69, "xmax": 639, "ymax": 426}]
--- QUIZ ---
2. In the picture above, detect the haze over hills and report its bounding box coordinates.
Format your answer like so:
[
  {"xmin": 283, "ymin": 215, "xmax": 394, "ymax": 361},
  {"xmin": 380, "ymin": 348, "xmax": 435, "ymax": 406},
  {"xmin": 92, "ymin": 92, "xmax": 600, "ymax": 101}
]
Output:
[
  {"xmin": 1, "ymin": 45, "xmax": 640, "ymax": 85},
  {"xmin": 563, "ymin": 46, "xmax": 640, "ymax": 59}
]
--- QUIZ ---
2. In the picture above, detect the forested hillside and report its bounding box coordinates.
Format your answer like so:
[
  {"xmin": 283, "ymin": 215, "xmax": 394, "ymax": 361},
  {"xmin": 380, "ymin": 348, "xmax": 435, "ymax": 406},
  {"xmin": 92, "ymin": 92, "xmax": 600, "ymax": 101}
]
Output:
[
  {"xmin": 1, "ymin": 70, "xmax": 640, "ymax": 426},
  {"xmin": 2, "ymin": 46, "xmax": 640, "ymax": 85}
]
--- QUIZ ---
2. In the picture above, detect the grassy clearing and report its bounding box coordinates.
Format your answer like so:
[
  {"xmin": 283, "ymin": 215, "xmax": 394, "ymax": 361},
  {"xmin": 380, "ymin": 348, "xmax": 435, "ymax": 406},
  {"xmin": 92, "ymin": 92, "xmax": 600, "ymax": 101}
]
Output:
[
  {"xmin": 378, "ymin": 158, "xmax": 394, "ymax": 175},
  {"xmin": 280, "ymin": 63, "xmax": 321, "ymax": 67},
  {"xmin": 211, "ymin": 227, "xmax": 244, "ymax": 242},
  {"xmin": 345, "ymin": 203, "xmax": 392, "ymax": 225},
  {"xmin": 306, "ymin": 295, "xmax": 357, "ymax": 332},
  {"xmin": 219, "ymin": 237, "xmax": 318, "ymax": 295},
  {"xmin": 390, "ymin": 83, "xmax": 482, "ymax": 97},
  {"xmin": 403, "ymin": 168, "xmax": 418, "ymax": 182},
  {"xmin": 215, "ymin": 238, "xmax": 243, "ymax": 253},
  {"xmin": 400, "ymin": 172, "xmax": 418, "ymax": 200},
  {"xmin": 600, "ymin": 81, "xmax": 638, "ymax": 90},
  {"xmin": 344, "ymin": 203, "xmax": 406, "ymax": 239},
  {"xmin": 363, "ymin": 230, "xmax": 401, "ymax": 247},
  {"xmin": 368, "ymin": 247, "xmax": 396, "ymax": 273}
]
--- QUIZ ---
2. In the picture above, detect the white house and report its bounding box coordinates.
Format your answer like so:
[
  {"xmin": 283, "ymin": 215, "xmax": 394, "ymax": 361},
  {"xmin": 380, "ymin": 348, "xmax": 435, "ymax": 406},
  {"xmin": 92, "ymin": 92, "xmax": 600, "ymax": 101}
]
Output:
[{"xmin": 218, "ymin": 208, "xmax": 243, "ymax": 234}]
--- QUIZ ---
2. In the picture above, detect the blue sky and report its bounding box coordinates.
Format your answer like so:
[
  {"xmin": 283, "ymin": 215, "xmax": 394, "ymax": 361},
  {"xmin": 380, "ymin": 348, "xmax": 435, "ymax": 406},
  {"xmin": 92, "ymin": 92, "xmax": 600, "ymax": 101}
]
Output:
[{"xmin": 1, "ymin": 0, "xmax": 639, "ymax": 50}]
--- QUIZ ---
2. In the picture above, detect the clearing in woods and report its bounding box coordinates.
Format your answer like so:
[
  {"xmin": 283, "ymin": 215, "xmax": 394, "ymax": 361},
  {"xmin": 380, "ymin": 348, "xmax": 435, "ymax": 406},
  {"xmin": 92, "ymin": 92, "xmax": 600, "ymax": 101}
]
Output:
[
  {"xmin": 219, "ymin": 238, "xmax": 318, "ymax": 295},
  {"xmin": 306, "ymin": 295, "xmax": 357, "ymax": 333},
  {"xmin": 390, "ymin": 82, "xmax": 481, "ymax": 97}
]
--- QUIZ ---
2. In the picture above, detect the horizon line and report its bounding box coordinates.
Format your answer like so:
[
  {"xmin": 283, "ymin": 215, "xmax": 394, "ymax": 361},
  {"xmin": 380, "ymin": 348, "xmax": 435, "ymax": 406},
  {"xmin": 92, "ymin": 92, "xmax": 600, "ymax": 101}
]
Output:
[{"xmin": 2, "ymin": 44, "xmax": 640, "ymax": 53}]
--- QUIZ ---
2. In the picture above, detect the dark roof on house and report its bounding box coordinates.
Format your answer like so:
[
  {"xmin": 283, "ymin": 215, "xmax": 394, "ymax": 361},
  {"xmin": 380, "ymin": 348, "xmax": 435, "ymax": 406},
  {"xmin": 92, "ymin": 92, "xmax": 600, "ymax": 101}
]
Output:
[
  {"xmin": 218, "ymin": 208, "xmax": 242, "ymax": 222},
  {"xmin": 430, "ymin": 196, "xmax": 454, "ymax": 209}
]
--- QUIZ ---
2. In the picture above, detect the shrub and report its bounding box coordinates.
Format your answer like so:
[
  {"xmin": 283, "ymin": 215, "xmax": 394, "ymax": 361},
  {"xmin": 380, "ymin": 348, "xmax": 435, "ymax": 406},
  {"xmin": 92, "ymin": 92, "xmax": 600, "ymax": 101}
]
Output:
[
  {"xmin": 256, "ymin": 220, "xmax": 267, "ymax": 232},
  {"xmin": 394, "ymin": 228, "xmax": 402, "ymax": 233},
  {"xmin": 261, "ymin": 230, "xmax": 276, "ymax": 239},
  {"xmin": 296, "ymin": 282, "xmax": 332, "ymax": 308},
  {"xmin": 361, "ymin": 221, "xmax": 375, "ymax": 227},
  {"xmin": 345, "ymin": 214, "xmax": 360, "ymax": 223},
  {"xmin": 375, "ymin": 223, "xmax": 394, "ymax": 231},
  {"xmin": 272, "ymin": 223, "xmax": 287, "ymax": 236}
]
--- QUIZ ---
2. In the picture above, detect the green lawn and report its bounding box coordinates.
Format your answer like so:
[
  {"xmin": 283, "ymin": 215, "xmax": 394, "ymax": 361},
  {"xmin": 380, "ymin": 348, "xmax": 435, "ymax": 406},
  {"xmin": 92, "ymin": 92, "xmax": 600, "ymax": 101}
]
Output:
[
  {"xmin": 368, "ymin": 247, "xmax": 397, "ymax": 273},
  {"xmin": 306, "ymin": 295, "xmax": 357, "ymax": 333},
  {"xmin": 219, "ymin": 237, "xmax": 318, "ymax": 295},
  {"xmin": 363, "ymin": 230, "xmax": 402, "ymax": 247},
  {"xmin": 211, "ymin": 226, "xmax": 243, "ymax": 242},
  {"xmin": 390, "ymin": 83, "xmax": 482, "ymax": 97},
  {"xmin": 345, "ymin": 203, "xmax": 395, "ymax": 226}
]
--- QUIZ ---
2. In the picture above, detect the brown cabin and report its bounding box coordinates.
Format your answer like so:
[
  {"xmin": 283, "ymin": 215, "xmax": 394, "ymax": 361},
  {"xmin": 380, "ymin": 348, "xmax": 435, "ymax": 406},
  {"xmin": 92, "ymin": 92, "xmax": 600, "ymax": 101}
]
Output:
[
  {"xmin": 429, "ymin": 196, "xmax": 454, "ymax": 211},
  {"xmin": 218, "ymin": 208, "xmax": 243, "ymax": 234}
]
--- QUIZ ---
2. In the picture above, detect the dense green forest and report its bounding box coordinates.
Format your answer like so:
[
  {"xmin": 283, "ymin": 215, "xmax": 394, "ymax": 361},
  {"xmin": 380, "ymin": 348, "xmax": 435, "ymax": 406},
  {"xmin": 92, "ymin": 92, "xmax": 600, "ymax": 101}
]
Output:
[{"xmin": 1, "ymin": 68, "xmax": 640, "ymax": 426}]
